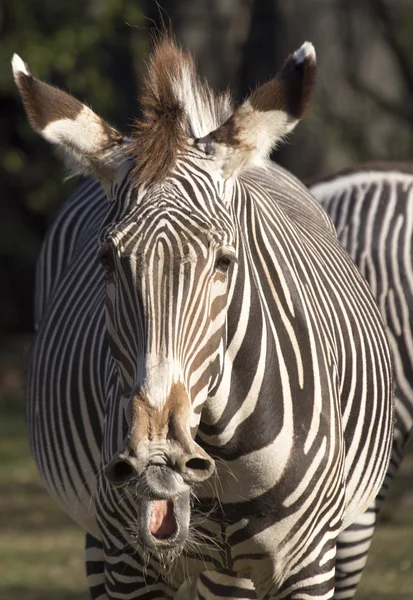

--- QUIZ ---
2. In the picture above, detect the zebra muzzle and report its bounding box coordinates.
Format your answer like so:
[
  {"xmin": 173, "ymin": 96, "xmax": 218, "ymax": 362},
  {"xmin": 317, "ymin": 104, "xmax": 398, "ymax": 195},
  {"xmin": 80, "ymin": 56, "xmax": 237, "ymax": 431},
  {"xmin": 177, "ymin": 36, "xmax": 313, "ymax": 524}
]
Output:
[{"xmin": 104, "ymin": 439, "xmax": 215, "ymax": 495}]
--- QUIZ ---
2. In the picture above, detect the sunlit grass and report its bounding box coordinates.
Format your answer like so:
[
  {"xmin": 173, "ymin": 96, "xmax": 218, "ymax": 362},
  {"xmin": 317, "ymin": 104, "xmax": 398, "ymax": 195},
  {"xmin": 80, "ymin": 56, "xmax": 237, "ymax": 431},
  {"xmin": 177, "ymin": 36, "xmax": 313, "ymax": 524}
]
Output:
[
  {"xmin": 0, "ymin": 392, "xmax": 88, "ymax": 600},
  {"xmin": 357, "ymin": 448, "xmax": 413, "ymax": 599},
  {"xmin": 1, "ymin": 370, "xmax": 412, "ymax": 599}
]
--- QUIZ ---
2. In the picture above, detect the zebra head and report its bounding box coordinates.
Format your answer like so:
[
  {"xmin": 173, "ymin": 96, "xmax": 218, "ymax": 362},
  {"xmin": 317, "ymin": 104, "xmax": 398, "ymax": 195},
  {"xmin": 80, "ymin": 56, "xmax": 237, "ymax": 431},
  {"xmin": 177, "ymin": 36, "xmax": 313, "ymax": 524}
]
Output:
[{"xmin": 13, "ymin": 39, "xmax": 316, "ymax": 548}]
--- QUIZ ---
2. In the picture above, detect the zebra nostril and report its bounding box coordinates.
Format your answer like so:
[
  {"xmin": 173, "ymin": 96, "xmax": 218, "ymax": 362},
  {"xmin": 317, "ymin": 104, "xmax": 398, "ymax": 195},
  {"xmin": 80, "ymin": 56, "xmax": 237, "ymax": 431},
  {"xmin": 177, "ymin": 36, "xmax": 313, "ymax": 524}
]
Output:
[
  {"xmin": 184, "ymin": 456, "xmax": 215, "ymax": 481},
  {"xmin": 105, "ymin": 458, "xmax": 136, "ymax": 485},
  {"xmin": 185, "ymin": 457, "xmax": 209, "ymax": 471}
]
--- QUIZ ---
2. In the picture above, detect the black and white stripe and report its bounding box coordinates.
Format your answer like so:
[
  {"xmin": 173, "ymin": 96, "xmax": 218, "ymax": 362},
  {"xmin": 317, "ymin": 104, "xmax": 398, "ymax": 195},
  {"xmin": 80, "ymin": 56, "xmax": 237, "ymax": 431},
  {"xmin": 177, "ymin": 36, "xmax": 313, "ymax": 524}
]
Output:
[
  {"xmin": 192, "ymin": 164, "xmax": 413, "ymax": 600},
  {"xmin": 27, "ymin": 155, "xmax": 393, "ymax": 600},
  {"xmin": 18, "ymin": 34, "xmax": 393, "ymax": 600},
  {"xmin": 310, "ymin": 164, "xmax": 413, "ymax": 457},
  {"xmin": 308, "ymin": 164, "xmax": 413, "ymax": 597}
]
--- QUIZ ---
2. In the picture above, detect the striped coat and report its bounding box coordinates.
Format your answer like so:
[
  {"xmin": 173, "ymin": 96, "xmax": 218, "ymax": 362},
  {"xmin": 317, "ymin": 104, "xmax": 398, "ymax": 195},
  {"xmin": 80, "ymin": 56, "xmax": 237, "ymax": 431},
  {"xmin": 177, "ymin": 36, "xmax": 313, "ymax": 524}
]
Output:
[
  {"xmin": 14, "ymin": 39, "xmax": 393, "ymax": 600},
  {"xmin": 310, "ymin": 163, "xmax": 413, "ymax": 483},
  {"xmin": 190, "ymin": 164, "xmax": 413, "ymax": 600}
]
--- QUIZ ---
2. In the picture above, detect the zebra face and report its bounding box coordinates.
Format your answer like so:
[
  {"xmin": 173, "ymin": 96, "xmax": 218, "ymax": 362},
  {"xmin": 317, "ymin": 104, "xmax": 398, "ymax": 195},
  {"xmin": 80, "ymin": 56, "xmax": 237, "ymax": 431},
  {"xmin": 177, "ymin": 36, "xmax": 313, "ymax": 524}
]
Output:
[{"xmin": 99, "ymin": 172, "xmax": 237, "ymax": 545}]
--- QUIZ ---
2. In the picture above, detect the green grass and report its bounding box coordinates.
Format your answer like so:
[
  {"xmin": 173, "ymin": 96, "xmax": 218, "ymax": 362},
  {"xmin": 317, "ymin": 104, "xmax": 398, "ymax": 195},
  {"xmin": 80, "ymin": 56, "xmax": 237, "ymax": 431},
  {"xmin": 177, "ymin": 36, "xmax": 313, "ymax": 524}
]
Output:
[
  {"xmin": 0, "ymin": 392, "xmax": 89, "ymax": 600},
  {"xmin": 1, "ymin": 357, "xmax": 413, "ymax": 599},
  {"xmin": 357, "ymin": 447, "xmax": 413, "ymax": 599}
]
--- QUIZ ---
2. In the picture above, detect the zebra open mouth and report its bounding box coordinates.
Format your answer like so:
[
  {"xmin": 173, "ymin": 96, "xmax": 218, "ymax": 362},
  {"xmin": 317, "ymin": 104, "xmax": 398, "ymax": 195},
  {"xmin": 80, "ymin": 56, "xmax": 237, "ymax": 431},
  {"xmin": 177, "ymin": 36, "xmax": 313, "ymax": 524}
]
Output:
[
  {"xmin": 138, "ymin": 492, "xmax": 190, "ymax": 549},
  {"xmin": 150, "ymin": 500, "xmax": 177, "ymax": 539}
]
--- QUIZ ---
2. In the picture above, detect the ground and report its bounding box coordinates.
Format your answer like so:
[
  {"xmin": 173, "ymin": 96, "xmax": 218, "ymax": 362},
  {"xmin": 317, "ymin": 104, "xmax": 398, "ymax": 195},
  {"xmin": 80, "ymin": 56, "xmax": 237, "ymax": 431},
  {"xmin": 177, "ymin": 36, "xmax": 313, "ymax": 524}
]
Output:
[{"xmin": 1, "ymin": 337, "xmax": 412, "ymax": 600}]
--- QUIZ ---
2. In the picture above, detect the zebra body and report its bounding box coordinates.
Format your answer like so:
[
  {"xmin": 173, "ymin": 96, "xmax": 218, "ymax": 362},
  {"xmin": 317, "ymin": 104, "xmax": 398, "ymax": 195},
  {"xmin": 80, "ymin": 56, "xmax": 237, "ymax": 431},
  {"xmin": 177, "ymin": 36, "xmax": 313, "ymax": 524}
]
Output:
[
  {"xmin": 15, "ymin": 41, "xmax": 393, "ymax": 600},
  {"xmin": 308, "ymin": 165, "xmax": 413, "ymax": 596},
  {"xmin": 310, "ymin": 163, "xmax": 413, "ymax": 454},
  {"xmin": 194, "ymin": 166, "xmax": 413, "ymax": 600}
]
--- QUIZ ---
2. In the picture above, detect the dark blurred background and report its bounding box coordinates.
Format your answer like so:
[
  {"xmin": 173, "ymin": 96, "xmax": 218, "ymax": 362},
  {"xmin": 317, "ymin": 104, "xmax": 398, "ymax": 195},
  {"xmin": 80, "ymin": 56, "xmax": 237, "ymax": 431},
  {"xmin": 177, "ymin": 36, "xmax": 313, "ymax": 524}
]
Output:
[{"xmin": 2, "ymin": 0, "xmax": 413, "ymax": 337}]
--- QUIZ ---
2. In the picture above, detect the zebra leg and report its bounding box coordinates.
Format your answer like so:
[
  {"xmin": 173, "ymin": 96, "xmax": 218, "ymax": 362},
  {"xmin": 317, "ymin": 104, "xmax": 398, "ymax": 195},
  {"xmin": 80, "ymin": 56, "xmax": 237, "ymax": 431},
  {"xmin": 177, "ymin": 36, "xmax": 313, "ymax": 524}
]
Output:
[
  {"xmin": 333, "ymin": 504, "xmax": 377, "ymax": 599},
  {"xmin": 334, "ymin": 426, "xmax": 411, "ymax": 599},
  {"xmin": 85, "ymin": 533, "xmax": 107, "ymax": 600},
  {"xmin": 188, "ymin": 571, "xmax": 256, "ymax": 600},
  {"xmin": 102, "ymin": 544, "xmax": 180, "ymax": 600},
  {"xmin": 191, "ymin": 548, "xmax": 337, "ymax": 599}
]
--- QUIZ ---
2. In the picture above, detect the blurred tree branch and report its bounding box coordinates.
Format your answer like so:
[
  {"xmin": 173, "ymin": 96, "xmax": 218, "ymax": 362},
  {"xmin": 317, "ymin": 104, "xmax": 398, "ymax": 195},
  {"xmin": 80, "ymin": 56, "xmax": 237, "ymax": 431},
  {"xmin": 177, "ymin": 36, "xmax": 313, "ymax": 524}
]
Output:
[
  {"xmin": 349, "ymin": 74, "xmax": 413, "ymax": 126},
  {"xmin": 343, "ymin": 0, "xmax": 413, "ymax": 124},
  {"xmin": 367, "ymin": 0, "xmax": 413, "ymax": 96}
]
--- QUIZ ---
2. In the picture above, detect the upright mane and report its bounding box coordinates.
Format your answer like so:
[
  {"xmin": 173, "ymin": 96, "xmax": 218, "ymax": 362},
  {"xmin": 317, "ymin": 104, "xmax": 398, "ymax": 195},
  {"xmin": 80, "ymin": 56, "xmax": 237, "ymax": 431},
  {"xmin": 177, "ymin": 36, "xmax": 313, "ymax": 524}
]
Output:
[{"xmin": 129, "ymin": 38, "xmax": 233, "ymax": 185}]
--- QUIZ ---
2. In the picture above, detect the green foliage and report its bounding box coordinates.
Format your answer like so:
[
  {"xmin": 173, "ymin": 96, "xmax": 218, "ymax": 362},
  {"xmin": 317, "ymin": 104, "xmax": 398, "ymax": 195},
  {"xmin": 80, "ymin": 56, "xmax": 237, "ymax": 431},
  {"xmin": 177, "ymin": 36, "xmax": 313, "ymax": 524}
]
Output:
[
  {"xmin": 396, "ymin": 7, "xmax": 413, "ymax": 65},
  {"xmin": 0, "ymin": 0, "xmax": 145, "ymax": 331},
  {"xmin": 1, "ymin": 0, "xmax": 143, "ymax": 110},
  {"xmin": 1, "ymin": 0, "xmax": 146, "ymax": 205}
]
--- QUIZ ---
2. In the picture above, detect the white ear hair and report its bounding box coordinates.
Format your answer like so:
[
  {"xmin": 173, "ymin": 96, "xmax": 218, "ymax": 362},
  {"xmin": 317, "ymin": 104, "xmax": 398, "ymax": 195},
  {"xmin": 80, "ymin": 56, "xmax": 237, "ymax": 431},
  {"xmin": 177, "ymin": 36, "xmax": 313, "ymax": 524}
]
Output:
[
  {"xmin": 12, "ymin": 54, "xmax": 125, "ymax": 184},
  {"xmin": 12, "ymin": 54, "xmax": 30, "ymax": 77},
  {"xmin": 195, "ymin": 41, "xmax": 317, "ymax": 178}
]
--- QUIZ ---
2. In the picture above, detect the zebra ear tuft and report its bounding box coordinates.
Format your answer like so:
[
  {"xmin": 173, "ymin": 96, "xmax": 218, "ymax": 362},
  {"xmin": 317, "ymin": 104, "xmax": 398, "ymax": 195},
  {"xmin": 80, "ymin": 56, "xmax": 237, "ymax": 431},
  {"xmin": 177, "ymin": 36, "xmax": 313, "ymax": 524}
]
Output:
[
  {"xmin": 195, "ymin": 41, "xmax": 317, "ymax": 178},
  {"xmin": 12, "ymin": 55, "xmax": 125, "ymax": 185},
  {"xmin": 12, "ymin": 54, "xmax": 30, "ymax": 78},
  {"xmin": 293, "ymin": 41, "xmax": 316, "ymax": 65}
]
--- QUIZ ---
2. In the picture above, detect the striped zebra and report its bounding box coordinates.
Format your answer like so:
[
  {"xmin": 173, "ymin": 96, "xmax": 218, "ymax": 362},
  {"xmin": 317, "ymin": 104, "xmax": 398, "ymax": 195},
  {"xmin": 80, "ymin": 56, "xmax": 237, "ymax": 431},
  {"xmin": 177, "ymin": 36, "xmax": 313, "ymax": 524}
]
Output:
[
  {"xmin": 310, "ymin": 163, "xmax": 413, "ymax": 468},
  {"xmin": 13, "ymin": 38, "xmax": 393, "ymax": 600},
  {"xmin": 190, "ymin": 168, "xmax": 413, "ymax": 600},
  {"xmin": 309, "ymin": 164, "xmax": 413, "ymax": 588}
]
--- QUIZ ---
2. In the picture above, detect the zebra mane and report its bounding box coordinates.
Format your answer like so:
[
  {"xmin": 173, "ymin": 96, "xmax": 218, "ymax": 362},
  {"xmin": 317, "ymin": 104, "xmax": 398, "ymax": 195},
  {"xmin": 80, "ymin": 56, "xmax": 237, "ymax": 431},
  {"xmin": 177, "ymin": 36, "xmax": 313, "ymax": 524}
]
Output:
[{"xmin": 128, "ymin": 37, "xmax": 233, "ymax": 185}]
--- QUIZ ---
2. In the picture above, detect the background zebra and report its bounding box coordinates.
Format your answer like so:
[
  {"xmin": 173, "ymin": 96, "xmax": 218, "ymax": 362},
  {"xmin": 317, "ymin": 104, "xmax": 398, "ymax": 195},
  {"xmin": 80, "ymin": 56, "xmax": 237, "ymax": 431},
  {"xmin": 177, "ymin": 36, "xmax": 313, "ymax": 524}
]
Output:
[
  {"xmin": 13, "ymin": 38, "xmax": 393, "ymax": 600},
  {"xmin": 310, "ymin": 162, "xmax": 413, "ymax": 485},
  {"xmin": 309, "ymin": 164, "xmax": 413, "ymax": 597},
  {"xmin": 311, "ymin": 163, "xmax": 413, "ymax": 462}
]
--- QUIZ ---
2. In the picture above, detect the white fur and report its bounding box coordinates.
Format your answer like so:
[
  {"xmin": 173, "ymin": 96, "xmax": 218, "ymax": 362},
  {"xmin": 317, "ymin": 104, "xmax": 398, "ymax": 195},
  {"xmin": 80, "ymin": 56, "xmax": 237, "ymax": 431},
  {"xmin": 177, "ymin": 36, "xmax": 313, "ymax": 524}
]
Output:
[
  {"xmin": 214, "ymin": 102, "xmax": 297, "ymax": 177},
  {"xmin": 310, "ymin": 170, "xmax": 413, "ymax": 199},
  {"xmin": 12, "ymin": 53, "xmax": 30, "ymax": 77},
  {"xmin": 171, "ymin": 64, "xmax": 233, "ymax": 138},
  {"xmin": 238, "ymin": 102, "xmax": 296, "ymax": 153},
  {"xmin": 42, "ymin": 105, "xmax": 109, "ymax": 153},
  {"xmin": 294, "ymin": 41, "xmax": 316, "ymax": 64},
  {"xmin": 42, "ymin": 105, "xmax": 125, "ymax": 185},
  {"xmin": 143, "ymin": 354, "xmax": 184, "ymax": 408}
]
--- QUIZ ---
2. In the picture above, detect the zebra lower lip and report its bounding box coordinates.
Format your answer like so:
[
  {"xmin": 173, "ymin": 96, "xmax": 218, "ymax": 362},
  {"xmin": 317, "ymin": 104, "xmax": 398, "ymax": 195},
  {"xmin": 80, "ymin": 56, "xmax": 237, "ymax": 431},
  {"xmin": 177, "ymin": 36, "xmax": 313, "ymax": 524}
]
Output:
[{"xmin": 149, "ymin": 500, "xmax": 177, "ymax": 540}]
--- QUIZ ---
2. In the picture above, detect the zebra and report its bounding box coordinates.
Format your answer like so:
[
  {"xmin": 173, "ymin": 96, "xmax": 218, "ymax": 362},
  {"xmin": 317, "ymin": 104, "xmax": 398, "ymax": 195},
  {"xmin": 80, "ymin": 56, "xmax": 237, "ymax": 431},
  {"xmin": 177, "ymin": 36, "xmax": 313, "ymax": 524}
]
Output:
[
  {"xmin": 310, "ymin": 162, "xmax": 413, "ymax": 470},
  {"xmin": 308, "ymin": 163, "xmax": 413, "ymax": 589},
  {"xmin": 13, "ymin": 38, "xmax": 393, "ymax": 600},
  {"xmin": 189, "ymin": 167, "xmax": 413, "ymax": 600}
]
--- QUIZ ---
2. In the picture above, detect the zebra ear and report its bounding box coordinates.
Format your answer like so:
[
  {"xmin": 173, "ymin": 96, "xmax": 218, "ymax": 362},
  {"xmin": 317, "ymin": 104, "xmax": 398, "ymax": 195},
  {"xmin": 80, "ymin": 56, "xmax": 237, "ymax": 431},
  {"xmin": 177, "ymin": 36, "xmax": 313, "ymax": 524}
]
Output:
[
  {"xmin": 12, "ymin": 54, "xmax": 125, "ymax": 185},
  {"xmin": 194, "ymin": 42, "xmax": 316, "ymax": 178}
]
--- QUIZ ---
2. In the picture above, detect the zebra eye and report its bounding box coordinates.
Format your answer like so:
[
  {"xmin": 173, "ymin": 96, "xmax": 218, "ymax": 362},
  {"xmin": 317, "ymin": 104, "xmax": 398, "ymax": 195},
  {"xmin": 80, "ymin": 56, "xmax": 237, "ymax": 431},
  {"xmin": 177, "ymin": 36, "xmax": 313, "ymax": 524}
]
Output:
[
  {"xmin": 215, "ymin": 255, "xmax": 232, "ymax": 273},
  {"xmin": 98, "ymin": 246, "xmax": 115, "ymax": 274}
]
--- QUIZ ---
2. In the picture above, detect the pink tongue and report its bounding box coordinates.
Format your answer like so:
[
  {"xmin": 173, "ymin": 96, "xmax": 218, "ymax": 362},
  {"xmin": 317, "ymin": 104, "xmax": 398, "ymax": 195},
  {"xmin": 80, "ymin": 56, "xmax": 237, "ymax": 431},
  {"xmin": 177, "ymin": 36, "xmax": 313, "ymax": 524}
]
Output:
[{"xmin": 150, "ymin": 500, "xmax": 177, "ymax": 539}]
